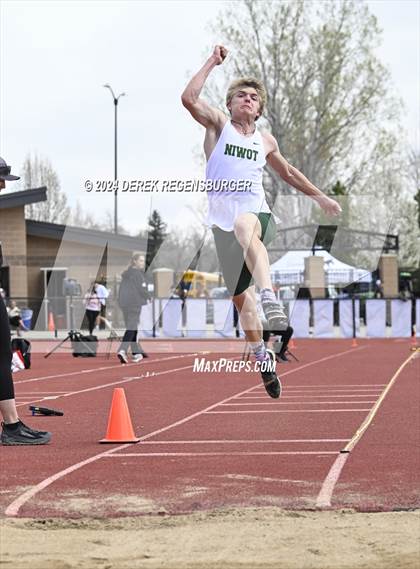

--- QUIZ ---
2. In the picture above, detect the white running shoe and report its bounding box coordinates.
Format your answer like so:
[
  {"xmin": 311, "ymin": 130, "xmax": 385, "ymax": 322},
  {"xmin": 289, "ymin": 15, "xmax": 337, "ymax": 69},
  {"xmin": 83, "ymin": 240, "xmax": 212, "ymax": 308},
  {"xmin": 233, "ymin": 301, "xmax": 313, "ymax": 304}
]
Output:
[
  {"xmin": 117, "ymin": 350, "xmax": 128, "ymax": 364},
  {"xmin": 261, "ymin": 299, "xmax": 288, "ymax": 331},
  {"xmin": 132, "ymin": 354, "xmax": 144, "ymax": 363}
]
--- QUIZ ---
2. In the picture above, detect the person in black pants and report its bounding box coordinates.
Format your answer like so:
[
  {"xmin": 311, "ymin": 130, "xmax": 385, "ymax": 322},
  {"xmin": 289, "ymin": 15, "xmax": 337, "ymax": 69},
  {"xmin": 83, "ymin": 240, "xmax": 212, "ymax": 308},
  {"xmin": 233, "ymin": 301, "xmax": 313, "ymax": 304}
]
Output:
[
  {"xmin": 262, "ymin": 325, "xmax": 294, "ymax": 362},
  {"xmin": 117, "ymin": 253, "xmax": 150, "ymax": 363},
  {"xmin": 83, "ymin": 283, "xmax": 101, "ymax": 335},
  {"xmin": 0, "ymin": 157, "xmax": 51, "ymax": 445}
]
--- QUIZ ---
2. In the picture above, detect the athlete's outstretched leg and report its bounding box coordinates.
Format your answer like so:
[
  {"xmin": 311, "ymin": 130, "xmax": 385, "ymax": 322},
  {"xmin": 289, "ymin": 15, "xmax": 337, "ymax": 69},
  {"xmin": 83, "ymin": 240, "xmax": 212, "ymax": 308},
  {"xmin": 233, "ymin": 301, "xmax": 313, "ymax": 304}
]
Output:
[
  {"xmin": 233, "ymin": 287, "xmax": 281, "ymax": 398},
  {"xmin": 234, "ymin": 213, "xmax": 288, "ymax": 330}
]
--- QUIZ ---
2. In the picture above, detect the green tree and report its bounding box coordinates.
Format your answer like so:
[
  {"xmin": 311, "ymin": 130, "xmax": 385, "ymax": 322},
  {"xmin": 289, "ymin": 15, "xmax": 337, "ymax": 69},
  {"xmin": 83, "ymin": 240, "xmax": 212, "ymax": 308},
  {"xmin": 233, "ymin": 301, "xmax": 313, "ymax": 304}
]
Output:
[
  {"xmin": 208, "ymin": 0, "xmax": 400, "ymax": 220},
  {"xmin": 415, "ymin": 190, "xmax": 420, "ymax": 230},
  {"xmin": 21, "ymin": 154, "xmax": 71, "ymax": 224},
  {"xmin": 205, "ymin": 0, "xmax": 420, "ymax": 267},
  {"xmin": 146, "ymin": 210, "xmax": 167, "ymax": 269},
  {"xmin": 330, "ymin": 181, "xmax": 348, "ymax": 197},
  {"xmin": 311, "ymin": 180, "xmax": 350, "ymax": 229},
  {"xmin": 409, "ymin": 149, "xmax": 420, "ymax": 229}
]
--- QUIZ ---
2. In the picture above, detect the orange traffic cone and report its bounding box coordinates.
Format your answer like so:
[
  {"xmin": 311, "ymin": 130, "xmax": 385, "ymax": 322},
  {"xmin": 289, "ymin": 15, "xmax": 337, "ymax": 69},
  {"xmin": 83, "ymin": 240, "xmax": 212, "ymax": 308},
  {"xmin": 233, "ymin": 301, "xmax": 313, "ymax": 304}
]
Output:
[
  {"xmin": 289, "ymin": 338, "xmax": 296, "ymax": 350},
  {"xmin": 100, "ymin": 388, "xmax": 140, "ymax": 443},
  {"xmin": 48, "ymin": 312, "xmax": 55, "ymax": 332},
  {"xmin": 351, "ymin": 337, "xmax": 358, "ymax": 347}
]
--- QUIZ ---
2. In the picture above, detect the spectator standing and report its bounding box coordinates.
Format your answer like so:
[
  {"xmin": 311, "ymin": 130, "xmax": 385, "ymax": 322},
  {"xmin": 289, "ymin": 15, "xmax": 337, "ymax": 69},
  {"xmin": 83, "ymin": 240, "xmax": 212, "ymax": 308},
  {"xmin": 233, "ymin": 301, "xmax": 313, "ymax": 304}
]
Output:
[
  {"xmin": 117, "ymin": 253, "xmax": 150, "ymax": 363},
  {"xmin": 84, "ymin": 283, "xmax": 101, "ymax": 335},
  {"xmin": 7, "ymin": 300, "xmax": 28, "ymax": 336}
]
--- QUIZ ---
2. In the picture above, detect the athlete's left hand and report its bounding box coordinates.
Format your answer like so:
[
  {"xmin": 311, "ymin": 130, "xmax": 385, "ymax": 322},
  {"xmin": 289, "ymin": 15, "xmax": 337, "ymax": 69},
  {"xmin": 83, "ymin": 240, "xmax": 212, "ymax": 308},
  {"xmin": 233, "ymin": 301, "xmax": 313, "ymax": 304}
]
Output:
[{"xmin": 316, "ymin": 195, "xmax": 342, "ymax": 216}]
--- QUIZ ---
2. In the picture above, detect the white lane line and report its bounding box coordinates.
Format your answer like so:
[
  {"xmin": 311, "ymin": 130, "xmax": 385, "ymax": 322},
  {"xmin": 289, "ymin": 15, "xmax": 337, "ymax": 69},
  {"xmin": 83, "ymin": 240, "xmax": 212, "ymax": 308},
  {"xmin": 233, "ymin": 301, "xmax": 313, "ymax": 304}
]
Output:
[
  {"xmin": 15, "ymin": 364, "xmax": 136, "ymax": 384},
  {"xmin": 14, "ymin": 353, "xmax": 206, "ymax": 409},
  {"xmin": 5, "ymin": 381, "xmax": 268, "ymax": 517},
  {"xmin": 5, "ymin": 344, "xmax": 365, "ymax": 517},
  {"xmin": 137, "ymin": 439, "xmax": 351, "ymax": 444},
  {"xmin": 252, "ymin": 389, "xmax": 383, "ymax": 393},
  {"xmin": 15, "ymin": 363, "xmax": 198, "ymax": 409},
  {"xmin": 40, "ymin": 396, "xmax": 61, "ymax": 400},
  {"xmin": 316, "ymin": 453, "xmax": 349, "ymax": 508},
  {"xmin": 235, "ymin": 395, "xmax": 383, "ymax": 399},
  {"xmin": 206, "ymin": 409, "xmax": 371, "ymax": 414},
  {"xmin": 219, "ymin": 401, "xmax": 377, "ymax": 406},
  {"xmin": 15, "ymin": 396, "xmax": 61, "ymax": 402},
  {"xmin": 105, "ymin": 451, "xmax": 338, "ymax": 457},
  {"xmin": 316, "ymin": 350, "xmax": 418, "ymax": 509},
  {"xmin": 15, "ymin": 391, "xmax": 70, "ymax": 394},
  {"xmin": 273, "ymin": 384, "xmax": 387, "ymax": 388},
  {"xmin": 14, "ymin": 353, "xmax": 198, "ymax": 385}
]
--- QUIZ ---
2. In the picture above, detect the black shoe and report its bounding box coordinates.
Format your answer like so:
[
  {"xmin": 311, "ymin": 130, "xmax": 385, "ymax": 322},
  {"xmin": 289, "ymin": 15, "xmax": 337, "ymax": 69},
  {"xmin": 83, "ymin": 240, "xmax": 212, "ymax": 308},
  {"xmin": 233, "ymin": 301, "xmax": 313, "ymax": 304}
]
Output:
[
  {"xmin": 1, "ymin": 420, "xmax": 51, "ymax": 445},
  {"xmin": 276, "ymin": 352, "xmax": 290, "ymax": 363},
  {"xmin": 261, "ymin": 299, "xmax": 288, "ymax": 331},
  {"xmin": 19, "ymin": 421, "xmax": 50, "ymax": 436},
  {"xmin": 260, "ymin": 349, "xmax": 282, "ymax": 399}
]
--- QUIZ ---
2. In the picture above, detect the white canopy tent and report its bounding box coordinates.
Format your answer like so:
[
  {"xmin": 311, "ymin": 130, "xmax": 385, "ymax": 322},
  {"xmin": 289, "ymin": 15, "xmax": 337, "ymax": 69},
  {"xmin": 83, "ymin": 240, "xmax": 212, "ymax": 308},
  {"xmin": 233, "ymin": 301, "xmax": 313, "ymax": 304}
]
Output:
[{"xmin": 270, "ymin": 250, "xmax": 372, "ymax": 285}]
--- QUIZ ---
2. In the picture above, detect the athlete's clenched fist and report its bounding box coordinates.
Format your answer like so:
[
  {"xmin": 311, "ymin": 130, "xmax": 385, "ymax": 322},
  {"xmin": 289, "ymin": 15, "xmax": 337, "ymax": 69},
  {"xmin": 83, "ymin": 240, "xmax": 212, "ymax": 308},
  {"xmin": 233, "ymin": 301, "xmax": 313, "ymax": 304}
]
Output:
[{"xmin": 212, "ymin": 45, "xmax": 228, "ymax": 65}]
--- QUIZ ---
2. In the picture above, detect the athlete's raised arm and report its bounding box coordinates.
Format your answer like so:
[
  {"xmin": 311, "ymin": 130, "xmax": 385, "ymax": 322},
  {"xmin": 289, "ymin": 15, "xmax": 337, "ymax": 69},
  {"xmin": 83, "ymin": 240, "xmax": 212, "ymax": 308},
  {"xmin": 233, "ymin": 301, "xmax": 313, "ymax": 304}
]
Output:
[
  {"xmin": 264, "ymin": 132, "xmax": 342, "ymax": 216},
  {"xmin": 181, "ymin": 46, "xmax": 228, "ymax": 130}
]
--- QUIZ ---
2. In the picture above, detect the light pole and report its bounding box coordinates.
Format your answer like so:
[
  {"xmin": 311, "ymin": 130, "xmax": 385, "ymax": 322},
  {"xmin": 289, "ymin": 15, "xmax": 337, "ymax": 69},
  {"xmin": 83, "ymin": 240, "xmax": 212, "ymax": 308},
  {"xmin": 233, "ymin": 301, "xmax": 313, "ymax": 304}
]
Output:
[{"xmin": 103, "ymin": 84, "xmax": 126, "ymax": 234}]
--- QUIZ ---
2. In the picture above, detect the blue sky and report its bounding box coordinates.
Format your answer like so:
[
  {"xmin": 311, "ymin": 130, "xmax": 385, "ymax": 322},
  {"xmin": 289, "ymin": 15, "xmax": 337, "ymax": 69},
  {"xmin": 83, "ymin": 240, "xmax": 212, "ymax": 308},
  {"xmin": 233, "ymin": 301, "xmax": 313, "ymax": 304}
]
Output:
[{"xmin": 0, "ymin": 0, "xmax": 418, "ymax": 233}]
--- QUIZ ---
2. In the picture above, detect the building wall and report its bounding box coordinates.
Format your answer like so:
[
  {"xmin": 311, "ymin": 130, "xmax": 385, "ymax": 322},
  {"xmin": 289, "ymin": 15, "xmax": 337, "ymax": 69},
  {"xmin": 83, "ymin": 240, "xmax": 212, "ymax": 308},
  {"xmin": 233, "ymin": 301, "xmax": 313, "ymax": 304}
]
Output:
[
  {"xmin": 0, "ymin": 204, "xmax": 144, "ymax": 301},
  {"xmin": 0, "ymin": 206, "xmax": 28, "ymax": 296},
  {"xmin": 26, "ymin": 234, "xmax": 140, "ymax": 329},
  {"xmin": 26, "ymin": 235, "xmax": 136, "ymax": 297},
  {"xmin": 26, "ymin": 235, "xmax": 61, "ymax": 298}
]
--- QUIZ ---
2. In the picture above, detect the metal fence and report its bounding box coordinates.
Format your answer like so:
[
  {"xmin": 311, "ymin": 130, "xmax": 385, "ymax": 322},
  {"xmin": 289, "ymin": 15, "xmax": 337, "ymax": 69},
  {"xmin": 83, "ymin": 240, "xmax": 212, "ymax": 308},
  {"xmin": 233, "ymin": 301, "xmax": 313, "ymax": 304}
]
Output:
[{"xmin": 5, "ymin": 295, "xmax": 418, "ymax": 336}]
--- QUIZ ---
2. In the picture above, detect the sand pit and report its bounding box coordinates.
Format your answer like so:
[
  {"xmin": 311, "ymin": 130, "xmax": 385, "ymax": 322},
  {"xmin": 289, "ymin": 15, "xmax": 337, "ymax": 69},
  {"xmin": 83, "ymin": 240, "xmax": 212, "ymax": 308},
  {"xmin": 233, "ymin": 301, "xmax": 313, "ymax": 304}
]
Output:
[{"xmin": 1, "ymin": 508, "xmax": 419, "ymax": 569}]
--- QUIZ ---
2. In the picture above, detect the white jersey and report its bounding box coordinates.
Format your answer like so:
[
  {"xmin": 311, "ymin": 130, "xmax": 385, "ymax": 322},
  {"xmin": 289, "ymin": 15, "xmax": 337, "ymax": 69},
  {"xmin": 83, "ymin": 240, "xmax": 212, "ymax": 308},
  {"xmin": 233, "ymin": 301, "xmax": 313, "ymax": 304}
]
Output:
[
  {"xmin": 205, "ymin": 120, "xmax": 270, "ymax": 231},
  {"xmin": 95, "ymin": 284, "xmax": 109, "ymax": 305}
]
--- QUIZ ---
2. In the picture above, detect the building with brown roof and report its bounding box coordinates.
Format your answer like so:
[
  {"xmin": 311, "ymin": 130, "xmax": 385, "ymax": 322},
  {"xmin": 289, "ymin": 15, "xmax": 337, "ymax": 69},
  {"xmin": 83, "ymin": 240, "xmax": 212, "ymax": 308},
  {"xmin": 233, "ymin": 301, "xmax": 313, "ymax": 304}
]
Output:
[{"xmin": 0, "ymin": 188, "xmax": 147, "ymax": 328}]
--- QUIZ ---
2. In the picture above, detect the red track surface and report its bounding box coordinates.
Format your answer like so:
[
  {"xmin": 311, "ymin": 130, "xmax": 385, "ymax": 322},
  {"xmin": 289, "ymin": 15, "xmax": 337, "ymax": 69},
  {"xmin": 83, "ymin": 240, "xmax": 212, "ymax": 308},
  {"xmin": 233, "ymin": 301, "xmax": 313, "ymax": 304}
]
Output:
[{"xmin": 1, "ymin": 339, "xmax": 419, "ymax": 518}]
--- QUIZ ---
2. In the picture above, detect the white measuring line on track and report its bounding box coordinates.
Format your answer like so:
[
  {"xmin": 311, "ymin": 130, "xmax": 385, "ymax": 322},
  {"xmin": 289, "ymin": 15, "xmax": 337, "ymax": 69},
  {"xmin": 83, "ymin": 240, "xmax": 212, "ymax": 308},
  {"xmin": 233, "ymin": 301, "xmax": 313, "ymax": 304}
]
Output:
[
  {"xmin": 237, "ymin": 395, "xmax": 382, "ymax": 399},
  {"xmin": 266, "ymin": 384, "xmax": 387, "ymax": 388},
  {"xmin": 315, "ymin": 350, "xmax": 419, "ymax": 509},
  {"xmin": 14, "ymin": 352, "xmax": 201, "ymax": 385},
  {"xmin": 136, "ymin": 438, "xmax": 351, "ymax": 444},
  {"xmin": 5, "ymin": 344, "xmax": 366, "ymax": 517},
  {"xmin": 14, "ymin": 353, "xmax": 204, "ymax": 408},
  {"xmin": 260, "ymin": 383, "xmax": 386, "ymax": 389},
  {"xmin": 15, "ymin": 391, "xmax": 71, "ymax": 394},
  {"xmin": 219, "ymin": 401, "xmax": 377, "ymax": 405},
  {"xmin": 104, "ymin": 451, "xmax": 338, "ymax": 457},
  {"xmin": 251, "ymin": 388, "xmax": 383, "ymax": 393},
  {"xmin": 206, "ymin": 409, "xmax": 371, "ymax": 414},
  {"xmin": 15, "ymin": 361, "xmax": 200, "ymax": 409}
]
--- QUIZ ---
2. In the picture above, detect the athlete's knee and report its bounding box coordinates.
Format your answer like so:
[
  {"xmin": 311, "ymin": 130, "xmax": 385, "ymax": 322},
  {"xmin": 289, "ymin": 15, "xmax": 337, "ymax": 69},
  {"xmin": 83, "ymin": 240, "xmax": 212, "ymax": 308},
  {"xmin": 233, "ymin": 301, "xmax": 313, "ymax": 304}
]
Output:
[
  {"xmin": 236, "ymin": 302, "xmax": 259, "ymax": 326},
  {"xmin": 240, "ymin": 311, "xmax": 262, "ymax": 336},
  {"xmin": 233, "ymin": 216, "xmax": 260, "ymax": 247}
]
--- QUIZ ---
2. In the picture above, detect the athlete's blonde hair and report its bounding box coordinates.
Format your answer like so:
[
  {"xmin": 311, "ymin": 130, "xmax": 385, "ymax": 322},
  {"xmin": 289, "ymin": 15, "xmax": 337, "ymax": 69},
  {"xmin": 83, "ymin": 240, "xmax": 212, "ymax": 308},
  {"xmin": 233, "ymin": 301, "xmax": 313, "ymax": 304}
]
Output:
[{"xmin": 226, "ymin": 77, "xmax": 267, "ymax": 120}]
